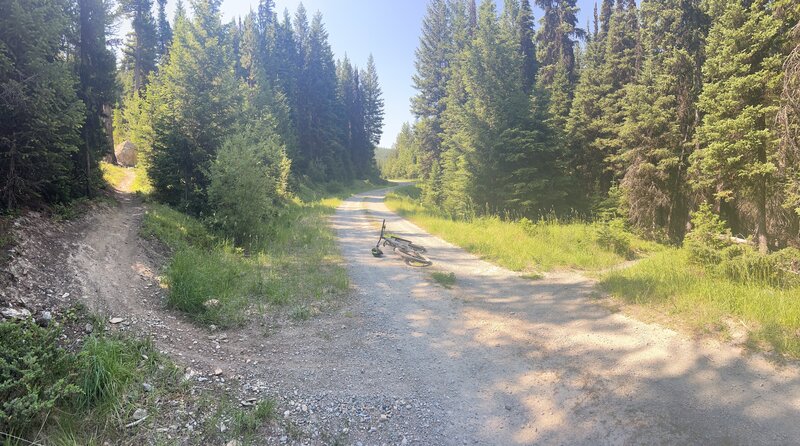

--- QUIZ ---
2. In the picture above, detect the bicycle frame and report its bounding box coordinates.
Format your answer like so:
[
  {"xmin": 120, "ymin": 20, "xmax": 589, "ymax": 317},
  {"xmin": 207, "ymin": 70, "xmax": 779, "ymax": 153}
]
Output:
[{"xmin": 375, "ymin": 219, "xmax": 413, "ymax": 250}]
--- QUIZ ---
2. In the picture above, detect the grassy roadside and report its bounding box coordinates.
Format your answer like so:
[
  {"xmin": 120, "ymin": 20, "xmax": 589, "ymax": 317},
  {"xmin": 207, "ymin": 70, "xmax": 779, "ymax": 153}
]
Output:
[
  {"xmin": 600, "ymin": 249, "xmax": 800, "ymax": 358},
  {"xmin": 141, "ymin": 199, "xmax": 348, "ymax": 327},
  {"xmin": 140, "ymin": 179, "xmax": 384, "ymax": 328},
  {"xmin": 384, "ymin": 186, "xmax": 658, "ymax": 273},
  {"xmin": 383, "ymin": 186, "xmax": 800, "ymax": 359}
]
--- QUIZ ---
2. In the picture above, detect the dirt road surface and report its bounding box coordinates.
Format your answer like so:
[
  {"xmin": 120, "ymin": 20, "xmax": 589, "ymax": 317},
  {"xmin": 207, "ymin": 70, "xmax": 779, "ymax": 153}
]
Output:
[{"xmin": 329, "ymin": 187, "xmax": 800, "ymax": 445}]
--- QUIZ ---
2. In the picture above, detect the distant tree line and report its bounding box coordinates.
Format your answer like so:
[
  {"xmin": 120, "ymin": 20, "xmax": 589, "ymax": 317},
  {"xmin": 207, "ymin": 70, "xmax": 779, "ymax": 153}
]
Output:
[
  {"xmin": 1, "ymin": 0, "xmax": 385, "ymax": 216},
  {"xmin": 386, "ymin": 0, "xmax": 800, "ymax": 251}
]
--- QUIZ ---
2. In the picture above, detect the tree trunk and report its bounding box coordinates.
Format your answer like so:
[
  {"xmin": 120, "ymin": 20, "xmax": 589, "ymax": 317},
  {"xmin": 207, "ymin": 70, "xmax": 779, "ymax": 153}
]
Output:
[
  {"xmin": 756, "ymin": 141, "xmax": 769, "ymax": 254},
  {"xmin": 103, "ymin": 103, "xmax": 117, "ymax": 164}
]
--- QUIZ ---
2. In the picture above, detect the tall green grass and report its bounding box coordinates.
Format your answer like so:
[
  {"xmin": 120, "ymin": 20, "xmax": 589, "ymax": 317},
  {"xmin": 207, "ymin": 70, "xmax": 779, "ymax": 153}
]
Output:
[
  {"xmin": 384, "ymin": 187, "xmax": 658, "ymax": 272},
  {"xmin": 142, "ymin": 191, "xmax": 351, "ymax": 327},
  {"xmin": 601, "ymin": 249, "xmax": 800, "ymax": 358}
]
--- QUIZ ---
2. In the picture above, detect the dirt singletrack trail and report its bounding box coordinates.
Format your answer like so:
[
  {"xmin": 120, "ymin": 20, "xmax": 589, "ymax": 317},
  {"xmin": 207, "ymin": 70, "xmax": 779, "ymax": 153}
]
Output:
[
  {"xmin": 67, "ymin": 170, "xmax": 236, "ymax": 370},
  {"xmin": 332, "ymin": 186, "xmax": 800, "ymax": 445}
]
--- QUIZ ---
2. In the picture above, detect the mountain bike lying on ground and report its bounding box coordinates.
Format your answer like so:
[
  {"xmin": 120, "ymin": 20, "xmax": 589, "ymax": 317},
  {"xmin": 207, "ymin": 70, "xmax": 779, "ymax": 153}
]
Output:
[{"xmin": 371, "ymin": 219, "xmax": 432, "ymax": 267}]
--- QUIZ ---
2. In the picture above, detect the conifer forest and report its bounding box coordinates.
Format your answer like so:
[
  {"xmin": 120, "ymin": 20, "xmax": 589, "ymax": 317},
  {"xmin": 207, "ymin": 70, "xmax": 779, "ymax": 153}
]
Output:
[
  {"xmin": 3, "ymin": 0, "xmax": 800, "ymax": 444},
  {"xmin": 384, "ymin": 0, "xmax": 800, "ymax": 251}
]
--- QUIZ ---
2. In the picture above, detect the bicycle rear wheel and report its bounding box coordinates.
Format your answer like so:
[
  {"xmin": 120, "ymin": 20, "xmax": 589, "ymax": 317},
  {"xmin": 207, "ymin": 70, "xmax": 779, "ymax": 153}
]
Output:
[{"xmin": 396, "ymin": 247, "xmax": 432, "ymax": 267}]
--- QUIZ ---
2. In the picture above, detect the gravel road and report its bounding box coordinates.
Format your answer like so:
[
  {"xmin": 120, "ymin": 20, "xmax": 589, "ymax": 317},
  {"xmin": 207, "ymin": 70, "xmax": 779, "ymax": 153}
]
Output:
[{"xmin": 328, "ymin": 186, "xmax": 800, "ymax": 445}]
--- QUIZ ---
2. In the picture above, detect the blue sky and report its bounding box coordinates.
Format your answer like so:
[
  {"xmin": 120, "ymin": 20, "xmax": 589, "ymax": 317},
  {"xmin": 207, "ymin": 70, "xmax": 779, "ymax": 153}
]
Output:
[{"xmin": 126, "ymin": 0, "xmax": 596, "ymax": 147}]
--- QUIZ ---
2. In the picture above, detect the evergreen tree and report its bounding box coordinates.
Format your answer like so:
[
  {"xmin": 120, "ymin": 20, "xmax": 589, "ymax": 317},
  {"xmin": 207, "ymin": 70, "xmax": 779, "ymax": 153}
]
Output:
[
  {"xmin": 336, "ymin": 56, "xmax": 363, "ymax": 175},
  {"xmin": 238, "ymin": 11, "xmax": 260, "ymax": 88},
  {"xmin": 619, "ymin": 0, "xmax": 707, "ymax": 241},
  {"xmin": 293, "ymin": 10, "xmax": 349, "ymax": 181},
  {"xmin": 534, "ymin": 0, "xmax": 584, "ymax": 130},
  {"xmin": 565, "ymin": 0, "xmax": 639, "ymax": 202},
  {"xmin": 75, "ymin": 0, "xmax": 118, "ymax": 197},
  {"xmin": 0, "ymin": 0, "xmax": 85, "ymax": 208},
  {"xmin": 517, "ymin": 0, "xmax": 537, "ymax": 95},
  {"xmin": 693, "ymin": 0, "xmax": 800, "ymax": 252},
  {"xmin": 121, "ymin": 0, "xmax": 158, "ymax": 93},
  {"xmin": 535, "ymin": 0, "xmax": 583, "ymax": 85},
  {"xmin": 411, "ymin": 0, "xmax": 451, "ymax": 178},
  {"xmin": 362, "ymin": 55, "xmax": 385, "ymax": 148},
  {"xmin": 440, "ymin": 0, "xmax": 545, "ymax": 216},
  {"xmin": 594, "ymin": 0, "xmax": 641, "ymax": 183},
  {"xmin": 148, "ymin": 0, "xmax": 238, "ymax": 212},
  {"xmin": 564, "ymin": 5, "xmax": 611, "ymax": 204},
  {"xmin": 156, "ymin": 0, "xmax": 172, "ymax": 61},
  {"xmin": 779, "ymin": 21, "xmax": 800, "ymax": 224}
]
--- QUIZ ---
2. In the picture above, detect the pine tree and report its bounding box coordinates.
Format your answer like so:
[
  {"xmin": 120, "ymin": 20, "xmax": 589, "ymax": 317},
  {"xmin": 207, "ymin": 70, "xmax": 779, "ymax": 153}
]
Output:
[
  {"xmin": 293, "ymin": 10, "xmax": 349, "ymax": 181},
  {"xmin": 534, "ymin": 0, "xmax": 584, "ymax": 130},
  {"xmin": 156, "ymin": 0, "xmax": 172, "ymax": 61},
  {"xmin": 564, "ymin": 7, "xmax": 611, "ymax": 204},
  {"xmin": 535, "ymin": 0, "xmax": 583, "ymax": 85},
  {"xmin": 121, "ymin": 0, "xmax": 158, "ymax": 93},
  {"xmin": 693, "ymin": 0, "xmax": 800, "ymax": 252},
  {"xmin": 563, "ymin": 0, "xmax": 639, "ymax": 207},
  {"xmin": 148, "ymin": 0, "xmax": 238, "ymax": 212},
  {"xmin": 0, "ymin": 0, "xmax": 85, "ymax": 208},
  {"xmin": 619, "ymin": 0, "xmax": 707, "ymax": 241},
  {"xmin": 238, "ymin": 11, "xmax": 260, "ymax": 88},
  {"xmin": 517, "ymin": 0, "xmax": 537, "ymax": 95},
  {"xmin": 440, "ymin": 0, "xmax": 541, "ymax": 216},
  {"xmin": 362, "ymin": 55, "xmax": 385, "ymax": 148},
  {"xmin": 75, "ymin": 0, "xmax": 118, "ymax": 197},
  {"xmin": 594, "ymin": 0, "xmax": 641, "ymax": 183},
  {"xmin": 411, "ymin": 0, "xmax": 451, "ymax": 179},
  {"xmin": 779, "ymin": 21, "xmax": 800, "ymax": 224}
]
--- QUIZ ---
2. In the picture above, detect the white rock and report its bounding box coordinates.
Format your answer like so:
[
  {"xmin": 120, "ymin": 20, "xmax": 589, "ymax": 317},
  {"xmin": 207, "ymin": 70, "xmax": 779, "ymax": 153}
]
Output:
[
  {"xmin": 1, "ymin": 307, "xmax": 31, "ymax": 320},
  {"xmin": 109, "ymin": 317, "xmax": 124, "ymax": 324},
  {"xmin": 132, "ymin": 408, "xmax": 148, "ymax": 420}
]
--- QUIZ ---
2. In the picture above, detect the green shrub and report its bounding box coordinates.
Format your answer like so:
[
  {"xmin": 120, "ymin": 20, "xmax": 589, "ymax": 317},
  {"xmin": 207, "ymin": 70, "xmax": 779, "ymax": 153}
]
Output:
[
  {"xmin": 518, "ymin": 217, "xmax": 536, "ymax": 235},
  {"xmin": 719, "ymin": 247, "xmax": 800, "ymax": 288},
  {"xmin": 596, "ymin": 218, "xmax": 634, "ymax": 259},
  {"xmin": 141, "ymin": 203, "xmax": 216, "ymax": 250},
  {"xmin": 0, "ymin": 321, "xmax": 80, "ymax": 435},
  {"xmin": 685, "ymin": 203, "xmax": 733, "ymax": 266},
  {"xmin": 207, "ymin": 128, "xmax": 290, "ymax": 246}
]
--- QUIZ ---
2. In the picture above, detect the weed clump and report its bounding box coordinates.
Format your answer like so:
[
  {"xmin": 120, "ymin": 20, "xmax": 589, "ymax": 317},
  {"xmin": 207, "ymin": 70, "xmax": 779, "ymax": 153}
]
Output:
[{"xmin": 431, "ymin": 271, "xmax": 456, "ymax": 288}]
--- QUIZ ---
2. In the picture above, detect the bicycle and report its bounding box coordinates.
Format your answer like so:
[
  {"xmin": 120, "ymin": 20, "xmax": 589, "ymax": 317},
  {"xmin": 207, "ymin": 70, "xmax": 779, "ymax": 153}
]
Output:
[{"xmin": 371, "ymin": 219, "xmax": 432, "ymax": 267}]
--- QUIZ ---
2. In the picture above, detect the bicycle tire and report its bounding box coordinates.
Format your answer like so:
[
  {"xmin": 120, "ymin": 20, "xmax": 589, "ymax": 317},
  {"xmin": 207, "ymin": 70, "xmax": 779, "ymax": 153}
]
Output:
[{"xmin": 396, "ymin": 247, "xmax": 432, "ymax": 267}]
